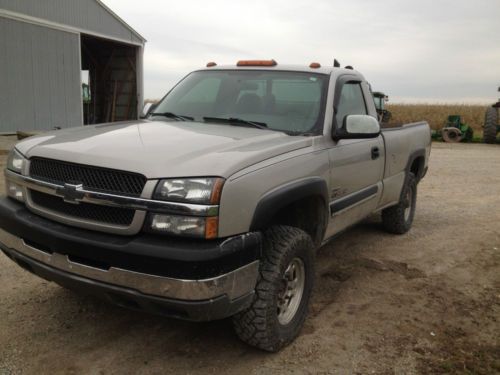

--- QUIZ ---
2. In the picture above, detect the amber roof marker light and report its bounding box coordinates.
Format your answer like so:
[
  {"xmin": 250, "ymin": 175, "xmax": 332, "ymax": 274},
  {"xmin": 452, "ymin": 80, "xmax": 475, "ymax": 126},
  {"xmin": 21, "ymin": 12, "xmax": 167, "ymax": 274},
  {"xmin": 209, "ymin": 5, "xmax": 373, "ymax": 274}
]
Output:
[
  {"xmin": 206, "ymin": 62, "xmax": 217, "ymax": 67},
  {"xmin": 309, "ymin": 62, "xmax": 321, "ymax": 68},
  {"xmin": 236, "ymin": 59, "xmax": 278, "ymax": 67}
]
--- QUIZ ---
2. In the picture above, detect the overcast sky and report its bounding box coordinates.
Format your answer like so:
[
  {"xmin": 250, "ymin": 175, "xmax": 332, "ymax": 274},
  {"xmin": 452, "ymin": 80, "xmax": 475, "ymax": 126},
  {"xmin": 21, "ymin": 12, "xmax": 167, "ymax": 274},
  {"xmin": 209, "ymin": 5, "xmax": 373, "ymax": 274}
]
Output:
[{"xmin": 103, "ymin": 0, "xmax": 499, "ymax": 103}]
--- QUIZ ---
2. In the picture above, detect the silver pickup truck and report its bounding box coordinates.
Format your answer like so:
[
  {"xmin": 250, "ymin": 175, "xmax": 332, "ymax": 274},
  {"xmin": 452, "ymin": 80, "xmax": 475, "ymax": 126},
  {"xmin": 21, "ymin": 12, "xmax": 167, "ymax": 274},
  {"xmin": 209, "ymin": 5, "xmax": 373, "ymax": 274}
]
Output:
[{"xmin": 0, "ymin": 60, "xmax": 430, "ymax": 351}]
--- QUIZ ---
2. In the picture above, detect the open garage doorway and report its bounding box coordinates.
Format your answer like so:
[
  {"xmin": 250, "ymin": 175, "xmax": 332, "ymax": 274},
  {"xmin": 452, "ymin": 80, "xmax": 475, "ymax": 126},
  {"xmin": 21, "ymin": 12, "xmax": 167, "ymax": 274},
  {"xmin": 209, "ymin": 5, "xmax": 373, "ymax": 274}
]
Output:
[{"xmin": 80, "ymin": 35, "xmax": 140, "ymax": 124}]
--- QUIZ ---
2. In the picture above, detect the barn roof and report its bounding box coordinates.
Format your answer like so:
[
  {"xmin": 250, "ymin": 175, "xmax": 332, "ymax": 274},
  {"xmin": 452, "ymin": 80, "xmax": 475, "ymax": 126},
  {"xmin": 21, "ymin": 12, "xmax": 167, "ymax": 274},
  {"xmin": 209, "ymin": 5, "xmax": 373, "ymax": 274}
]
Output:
[
  {"xmin": 94, "ymin": 0, "xmax": 146, "ymax": 43},
  {"xmin": 0, "ymin": 0, "xmax": 146, "ymax": 45}
]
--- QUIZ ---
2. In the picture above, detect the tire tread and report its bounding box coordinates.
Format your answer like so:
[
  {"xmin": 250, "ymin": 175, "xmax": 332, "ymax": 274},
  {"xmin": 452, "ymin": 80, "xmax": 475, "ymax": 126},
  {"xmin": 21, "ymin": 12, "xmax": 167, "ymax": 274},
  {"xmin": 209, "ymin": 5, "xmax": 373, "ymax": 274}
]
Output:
[
  {"xmin": 232, "ymin": 226, "xmax": 314, "ymax": 352},
  {"xmin": 483, "ymin": 107, "xmax": 498, "ymax": 144},
  {"xmin": 382, "ymin": 173, "xmax": 417, "ymax": 234}
]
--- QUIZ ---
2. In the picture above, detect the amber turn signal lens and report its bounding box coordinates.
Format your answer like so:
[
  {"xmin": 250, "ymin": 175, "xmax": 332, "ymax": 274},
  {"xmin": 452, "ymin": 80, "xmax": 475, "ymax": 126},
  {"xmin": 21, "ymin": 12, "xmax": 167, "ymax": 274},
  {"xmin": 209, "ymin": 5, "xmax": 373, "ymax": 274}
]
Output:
[
  {"xmin": 237, "ymin": 59, "xmax": 277, "ymax": 67},
  {"xmin": 206, "ymin": 62, "xmax": 217, "ymax": 67},
  {"xmin": 210, "ymin": 178, "xmax": 225, "ymax": 204},
  {"xmin": 205, "ymin": 217, "xmax": 219, "ymax": 239},
  {"xmin": 309, "ymin": 62, "xmax": 321, "ymax": 68}
]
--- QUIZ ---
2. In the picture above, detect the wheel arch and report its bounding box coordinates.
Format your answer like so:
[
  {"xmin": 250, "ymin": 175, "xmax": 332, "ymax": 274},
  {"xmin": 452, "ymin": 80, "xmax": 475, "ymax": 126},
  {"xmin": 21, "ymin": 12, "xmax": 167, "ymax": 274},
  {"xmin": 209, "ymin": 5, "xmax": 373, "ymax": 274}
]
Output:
[
  {"xmin": 249, "ymin": 178, "xmax": 329, "ymax": 246},
  {"xmin": 406, "ymin": 149, "xmax": 426, "ymax": 183}
]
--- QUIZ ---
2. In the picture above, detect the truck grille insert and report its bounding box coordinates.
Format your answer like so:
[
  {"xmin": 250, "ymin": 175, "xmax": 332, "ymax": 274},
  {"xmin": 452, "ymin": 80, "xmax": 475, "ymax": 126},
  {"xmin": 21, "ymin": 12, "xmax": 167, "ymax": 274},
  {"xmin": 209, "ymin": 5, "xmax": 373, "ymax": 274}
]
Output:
[
  {"xmin": 30, "ymin": 190, "xmax": 135, "ymax": 226},
  {"xmin": 29, "ymin": 158, "xmax": 146, "ymax": 197}
]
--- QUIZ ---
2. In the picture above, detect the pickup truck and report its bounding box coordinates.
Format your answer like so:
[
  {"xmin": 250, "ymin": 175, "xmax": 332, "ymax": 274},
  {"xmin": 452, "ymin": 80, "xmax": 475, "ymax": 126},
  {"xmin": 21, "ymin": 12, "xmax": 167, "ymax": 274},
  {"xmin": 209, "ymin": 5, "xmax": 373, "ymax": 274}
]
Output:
[{"xmin": 0, "ymin": 60, "xmax": 431, "ymax": 352}]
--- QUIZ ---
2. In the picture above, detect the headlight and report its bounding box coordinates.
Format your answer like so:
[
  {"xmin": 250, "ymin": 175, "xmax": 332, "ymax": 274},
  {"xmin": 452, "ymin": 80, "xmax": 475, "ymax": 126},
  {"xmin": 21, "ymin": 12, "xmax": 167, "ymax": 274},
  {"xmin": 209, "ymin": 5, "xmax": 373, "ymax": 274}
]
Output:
[
  {"xmin": 150, "ymin": 177, "xmax": 223, "ymax": 238},
  {"xmin": 7, "ymin": 149, "xmax": 25, "ymax": 173},
  {"xmin": 148, "ymin": 214, "xmax": 218, "ymax": 239},
  {"xmin": 153, "ymin": 178, "xmax": 224, "ymax": 204}
]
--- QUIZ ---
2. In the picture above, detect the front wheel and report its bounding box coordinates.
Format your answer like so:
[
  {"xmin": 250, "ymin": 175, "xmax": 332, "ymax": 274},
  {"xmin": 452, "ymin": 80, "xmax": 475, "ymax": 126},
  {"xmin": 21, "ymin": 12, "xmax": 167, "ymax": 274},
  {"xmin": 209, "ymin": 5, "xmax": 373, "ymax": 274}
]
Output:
[
  {"xmin": 232, "ymin": 226, "xmax": 315, "ymax": 352},
  {"xmin": 382, "ymin": 172, "xmax": 417, "ymax": 234}
]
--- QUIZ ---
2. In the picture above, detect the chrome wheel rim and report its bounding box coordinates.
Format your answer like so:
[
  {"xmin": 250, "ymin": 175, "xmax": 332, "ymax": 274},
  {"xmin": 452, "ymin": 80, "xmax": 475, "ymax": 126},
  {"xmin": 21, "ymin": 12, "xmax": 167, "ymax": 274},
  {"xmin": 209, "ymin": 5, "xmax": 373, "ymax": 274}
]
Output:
[
  {"xmin": 277, "ymin": 257, "xmax": 305, "ymax": 325},
  {"xmin": 404, "ymin": 187, "xmax": 413, "ymax": 222}
]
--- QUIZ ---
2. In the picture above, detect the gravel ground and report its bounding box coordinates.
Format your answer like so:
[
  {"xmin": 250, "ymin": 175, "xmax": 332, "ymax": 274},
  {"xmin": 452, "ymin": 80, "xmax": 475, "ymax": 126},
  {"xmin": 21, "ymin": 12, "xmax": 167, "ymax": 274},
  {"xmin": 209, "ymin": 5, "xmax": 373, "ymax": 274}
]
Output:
[{"xmin": 0, "ymin": 142, "xmax": 499, "ymax": 374}]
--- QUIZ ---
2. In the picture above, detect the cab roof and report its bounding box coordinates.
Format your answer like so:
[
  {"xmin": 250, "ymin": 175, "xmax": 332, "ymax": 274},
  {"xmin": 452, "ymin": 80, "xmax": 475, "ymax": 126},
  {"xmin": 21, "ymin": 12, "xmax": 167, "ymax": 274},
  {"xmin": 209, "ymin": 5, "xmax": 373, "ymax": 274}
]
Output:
[{"xmin": 198, "ymin": 63, "xmax": 362, "ymax": 77}]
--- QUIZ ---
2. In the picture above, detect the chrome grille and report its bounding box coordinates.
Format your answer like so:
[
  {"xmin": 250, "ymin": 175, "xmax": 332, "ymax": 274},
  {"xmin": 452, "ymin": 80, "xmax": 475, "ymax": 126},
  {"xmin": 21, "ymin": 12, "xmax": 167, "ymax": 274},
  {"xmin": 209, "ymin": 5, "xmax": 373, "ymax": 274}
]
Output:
[
  {"xmin": 29, "ymin": 158, "xmax": 146, "ymax": 197},
  {"xmin": 30, "ymin": 190, "xmax": 135, "ymax": 226}
]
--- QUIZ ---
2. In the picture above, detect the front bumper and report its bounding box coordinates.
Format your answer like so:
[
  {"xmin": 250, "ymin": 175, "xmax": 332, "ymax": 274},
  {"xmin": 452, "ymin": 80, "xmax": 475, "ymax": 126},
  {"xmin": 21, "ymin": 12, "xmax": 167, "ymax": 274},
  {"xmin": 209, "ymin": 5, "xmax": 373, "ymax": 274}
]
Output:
[{"xmin": 0, "ymin": 198, "xmax": 261, "ymax": 321}]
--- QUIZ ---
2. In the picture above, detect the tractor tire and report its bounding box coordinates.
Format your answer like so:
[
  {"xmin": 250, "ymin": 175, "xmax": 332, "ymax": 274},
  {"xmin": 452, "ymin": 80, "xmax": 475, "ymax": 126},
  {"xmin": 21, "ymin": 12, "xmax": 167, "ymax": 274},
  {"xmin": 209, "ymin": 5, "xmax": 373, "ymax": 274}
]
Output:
[
  {"xmin": 232, "ymin": 226, "xmax": 315, "ymax": 352},
  {"xmin": 442, "ymin": 127, "xmax": 462, "ymax": 143},
  {"xmin": 382, "ymin": 110, "xmax": 392, "ymax": 124},
  {"xmin": 483, "ymin": 107, "xmax": 498, "ymax": 144},
  {"xmin": 382, "ymin": 173, "xmax": 417, "ymax": 234}
]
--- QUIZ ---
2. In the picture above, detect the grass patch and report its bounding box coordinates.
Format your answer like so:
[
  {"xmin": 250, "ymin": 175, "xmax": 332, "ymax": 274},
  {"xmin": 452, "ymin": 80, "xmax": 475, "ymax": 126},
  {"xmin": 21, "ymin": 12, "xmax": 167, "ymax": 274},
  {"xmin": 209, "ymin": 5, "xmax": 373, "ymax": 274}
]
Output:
[{"xmin": 417, "ymin": 327, "xmax": 500, "ymax": 375}]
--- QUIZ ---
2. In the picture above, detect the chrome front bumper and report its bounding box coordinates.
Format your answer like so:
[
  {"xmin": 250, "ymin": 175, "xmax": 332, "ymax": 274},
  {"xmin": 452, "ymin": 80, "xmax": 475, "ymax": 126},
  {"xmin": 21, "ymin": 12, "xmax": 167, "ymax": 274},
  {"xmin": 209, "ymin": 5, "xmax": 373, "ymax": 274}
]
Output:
[{"xmin": 0, "ymin": 227, "xmax": 259, "ymax": 301}]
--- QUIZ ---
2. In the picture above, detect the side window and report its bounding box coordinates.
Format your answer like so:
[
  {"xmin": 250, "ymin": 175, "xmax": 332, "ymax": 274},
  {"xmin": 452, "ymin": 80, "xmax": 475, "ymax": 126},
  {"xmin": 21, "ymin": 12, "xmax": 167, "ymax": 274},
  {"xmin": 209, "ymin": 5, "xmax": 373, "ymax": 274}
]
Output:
[{"xmin": 335, "ymin": 82, "xmax": 367, "ymax": 127}]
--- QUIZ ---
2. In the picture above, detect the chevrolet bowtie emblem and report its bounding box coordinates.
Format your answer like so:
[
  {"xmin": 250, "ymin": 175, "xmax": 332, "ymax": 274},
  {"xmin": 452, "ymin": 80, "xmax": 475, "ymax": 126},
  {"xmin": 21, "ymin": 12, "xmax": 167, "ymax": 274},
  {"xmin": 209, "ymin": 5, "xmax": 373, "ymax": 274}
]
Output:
[{"xmin": 56, "ymin": 183, "xmax": 85, "ymax": 204}]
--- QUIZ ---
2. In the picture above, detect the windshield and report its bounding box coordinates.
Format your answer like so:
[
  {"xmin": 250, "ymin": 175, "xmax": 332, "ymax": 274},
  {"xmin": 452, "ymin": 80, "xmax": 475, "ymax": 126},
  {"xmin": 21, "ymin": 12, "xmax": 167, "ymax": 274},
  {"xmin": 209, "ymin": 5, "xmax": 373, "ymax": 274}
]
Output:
[{"xmin": 152, "ymin": 70, "xmax": 329, "ymax": 134}]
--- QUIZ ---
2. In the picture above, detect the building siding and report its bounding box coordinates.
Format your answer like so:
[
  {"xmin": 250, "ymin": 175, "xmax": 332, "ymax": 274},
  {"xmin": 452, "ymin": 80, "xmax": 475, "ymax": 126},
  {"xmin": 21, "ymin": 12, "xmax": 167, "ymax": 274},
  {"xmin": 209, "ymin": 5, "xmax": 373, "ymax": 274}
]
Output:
[
  {"xmin": 0, "ymin": 0, "xmax": 143, "ymax": 45},
  {"xmin": 0, "ymin": 17, "xmax": 82, "ymax": 131}
]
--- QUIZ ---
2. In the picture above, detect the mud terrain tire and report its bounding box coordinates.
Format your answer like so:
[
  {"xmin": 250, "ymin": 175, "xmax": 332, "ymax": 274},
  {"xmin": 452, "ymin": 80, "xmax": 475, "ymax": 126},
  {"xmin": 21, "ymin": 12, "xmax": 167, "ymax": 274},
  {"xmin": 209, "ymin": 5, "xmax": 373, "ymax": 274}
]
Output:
[{"xmin": 232, "ymin": 226, "xmax": 315, "ymax": 352}]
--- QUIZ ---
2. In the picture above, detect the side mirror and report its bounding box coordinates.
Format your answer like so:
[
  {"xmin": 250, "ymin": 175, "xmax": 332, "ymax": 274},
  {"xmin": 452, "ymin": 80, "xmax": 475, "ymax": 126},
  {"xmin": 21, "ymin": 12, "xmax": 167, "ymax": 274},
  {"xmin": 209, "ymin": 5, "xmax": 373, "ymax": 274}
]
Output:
[
  {"xmin": 346, "ymin": 115, "xmax": 380, "ymax": 135},
  {"xmin": 140, "ymin": 102, "xmax": 157, "ymax": 118},
  {"xmin": 334, "ymin": 115, "xmax": 380, "ymax": 140}
]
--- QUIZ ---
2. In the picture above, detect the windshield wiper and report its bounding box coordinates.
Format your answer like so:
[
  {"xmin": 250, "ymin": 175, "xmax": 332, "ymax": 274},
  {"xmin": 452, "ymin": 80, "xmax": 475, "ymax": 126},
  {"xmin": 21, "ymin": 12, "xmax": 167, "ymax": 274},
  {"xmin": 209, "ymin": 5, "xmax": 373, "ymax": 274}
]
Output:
[
  {"xmin": 203, "ymin": 117, "xmax": 268, "ymax": 129},
  {"xmin": 150, "ymin": 112, "xmax": 194, "ymax": 121},
  {"xmin": 284, "ymin": 131, "xmax": 316, "ymax": 136}
]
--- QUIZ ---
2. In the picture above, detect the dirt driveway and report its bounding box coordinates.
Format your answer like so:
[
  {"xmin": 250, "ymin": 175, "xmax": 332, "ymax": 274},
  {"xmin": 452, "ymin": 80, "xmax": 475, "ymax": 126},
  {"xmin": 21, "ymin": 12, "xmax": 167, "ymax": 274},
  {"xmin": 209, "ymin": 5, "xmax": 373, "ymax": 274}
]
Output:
[{"xmin": 0, "ymin": 142, "xmax": 499, "ymax": 375}]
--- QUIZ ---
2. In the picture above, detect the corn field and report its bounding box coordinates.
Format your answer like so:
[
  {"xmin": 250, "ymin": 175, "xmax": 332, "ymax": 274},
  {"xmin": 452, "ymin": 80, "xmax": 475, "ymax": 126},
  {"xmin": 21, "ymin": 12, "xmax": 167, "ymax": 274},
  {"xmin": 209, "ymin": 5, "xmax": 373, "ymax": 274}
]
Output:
[{"xmin": 387, "ymin": 104, "xmax": 487, "ymax": 131}]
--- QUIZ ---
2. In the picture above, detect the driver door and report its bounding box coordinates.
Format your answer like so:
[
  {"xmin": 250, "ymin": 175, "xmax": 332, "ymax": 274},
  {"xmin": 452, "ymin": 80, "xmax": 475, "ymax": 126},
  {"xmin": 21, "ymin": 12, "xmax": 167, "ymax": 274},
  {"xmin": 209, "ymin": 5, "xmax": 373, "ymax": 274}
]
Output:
[{"xmin": 325, "ymin": 79, "xmax": 385, "ymax": 238}]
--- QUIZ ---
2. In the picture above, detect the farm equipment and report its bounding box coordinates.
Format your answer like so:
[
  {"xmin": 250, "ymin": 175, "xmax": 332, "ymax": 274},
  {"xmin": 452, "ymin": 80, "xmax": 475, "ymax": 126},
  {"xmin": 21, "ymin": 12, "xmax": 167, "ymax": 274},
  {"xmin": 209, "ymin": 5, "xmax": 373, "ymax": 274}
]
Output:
[
  {"xmin": 441, "ymin": 115, "xmax": 473, "ymax": 143},
  {"xmin": 483, "ymin": 86, "xmax": 500, "ymax": 144},
  {"xmin": 373, "ymin": 91, "xmax": 392, "ymax": 123}
]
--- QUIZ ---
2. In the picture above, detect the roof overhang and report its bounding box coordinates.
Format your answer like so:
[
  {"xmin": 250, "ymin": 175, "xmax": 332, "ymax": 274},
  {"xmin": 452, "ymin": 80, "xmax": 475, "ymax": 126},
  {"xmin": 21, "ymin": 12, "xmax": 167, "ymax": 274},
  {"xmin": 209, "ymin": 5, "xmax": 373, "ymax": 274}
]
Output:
[{"xmin": 94, "ymin": 0, "xmax": 146, "ymax": 43}]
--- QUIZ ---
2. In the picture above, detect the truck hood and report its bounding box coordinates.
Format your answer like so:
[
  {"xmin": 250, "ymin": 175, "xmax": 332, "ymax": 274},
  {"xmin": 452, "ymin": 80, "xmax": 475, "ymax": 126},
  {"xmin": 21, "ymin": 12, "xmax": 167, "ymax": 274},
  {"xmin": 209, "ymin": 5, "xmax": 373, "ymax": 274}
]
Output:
[{"xmin": 17, "ymin": 120, "xmax": 313, "ymax": 179}]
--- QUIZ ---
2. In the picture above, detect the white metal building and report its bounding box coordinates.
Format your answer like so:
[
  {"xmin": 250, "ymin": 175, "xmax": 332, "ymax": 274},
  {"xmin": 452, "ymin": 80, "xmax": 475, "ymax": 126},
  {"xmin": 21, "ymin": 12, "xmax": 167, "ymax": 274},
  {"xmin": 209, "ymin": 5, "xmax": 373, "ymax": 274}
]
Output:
[{"xmin": 0, "ymin": 0, "xmax": 146, "ymax": 132}]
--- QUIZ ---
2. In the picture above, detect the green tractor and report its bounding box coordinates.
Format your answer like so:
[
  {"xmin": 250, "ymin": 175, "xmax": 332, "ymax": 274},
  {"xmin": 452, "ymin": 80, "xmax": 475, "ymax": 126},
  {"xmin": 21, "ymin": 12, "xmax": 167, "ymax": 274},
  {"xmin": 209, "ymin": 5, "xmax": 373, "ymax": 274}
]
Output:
[
  {"xmin": 373, "ymin": 91, "xmax": 392, "ymax": 124},
  {"xmin": 483, "ymin": 86, "xmax": 500, "ymax": 144},
  {"xmin": 441, "ymin": 115, "xmax": 474, "ymax": 143}
]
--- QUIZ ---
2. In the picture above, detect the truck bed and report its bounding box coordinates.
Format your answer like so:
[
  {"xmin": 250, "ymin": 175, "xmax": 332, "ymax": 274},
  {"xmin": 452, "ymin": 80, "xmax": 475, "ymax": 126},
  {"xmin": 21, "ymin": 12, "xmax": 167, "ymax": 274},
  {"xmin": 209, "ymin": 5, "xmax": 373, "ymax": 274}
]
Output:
[{"xmin": 381, "ymin": 121, "xmax": 431, "ymax": 180}]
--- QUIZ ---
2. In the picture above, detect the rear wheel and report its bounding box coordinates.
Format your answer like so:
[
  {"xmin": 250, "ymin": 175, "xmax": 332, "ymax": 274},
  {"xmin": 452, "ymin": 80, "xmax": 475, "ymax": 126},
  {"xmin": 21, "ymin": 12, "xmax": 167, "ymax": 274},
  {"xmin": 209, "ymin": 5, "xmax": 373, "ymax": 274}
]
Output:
[
  {"xmin": 382, "ymin": 173, "xmax": 417, "ymax": 234},
  {"xmin": 232, "ymin": 226, "xmax": 314, "ymax": 352},
  {"xmin": 483, "ymin": 107, "xmax": 498, "ymax": 144}
]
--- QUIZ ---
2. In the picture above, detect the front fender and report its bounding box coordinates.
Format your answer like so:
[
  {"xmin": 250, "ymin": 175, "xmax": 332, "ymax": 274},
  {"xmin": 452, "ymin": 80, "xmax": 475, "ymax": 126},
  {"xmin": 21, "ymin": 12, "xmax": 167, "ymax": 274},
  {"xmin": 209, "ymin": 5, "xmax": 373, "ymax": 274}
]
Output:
[
  {"xmin": 249, "ymin": 178, "xmax": 329, "ymax": 231},
  {"xmin": 216, "ymin": 148, "xmax": 331, "ymax": 238}
]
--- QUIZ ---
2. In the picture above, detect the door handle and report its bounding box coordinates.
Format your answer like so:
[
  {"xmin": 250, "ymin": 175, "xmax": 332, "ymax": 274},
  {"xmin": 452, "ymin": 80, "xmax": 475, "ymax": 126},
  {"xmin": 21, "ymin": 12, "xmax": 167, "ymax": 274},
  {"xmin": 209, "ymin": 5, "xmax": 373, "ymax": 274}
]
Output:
[{"xmin": 371, "ymin": 146, "xmax": 380, "ymax": 160}]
